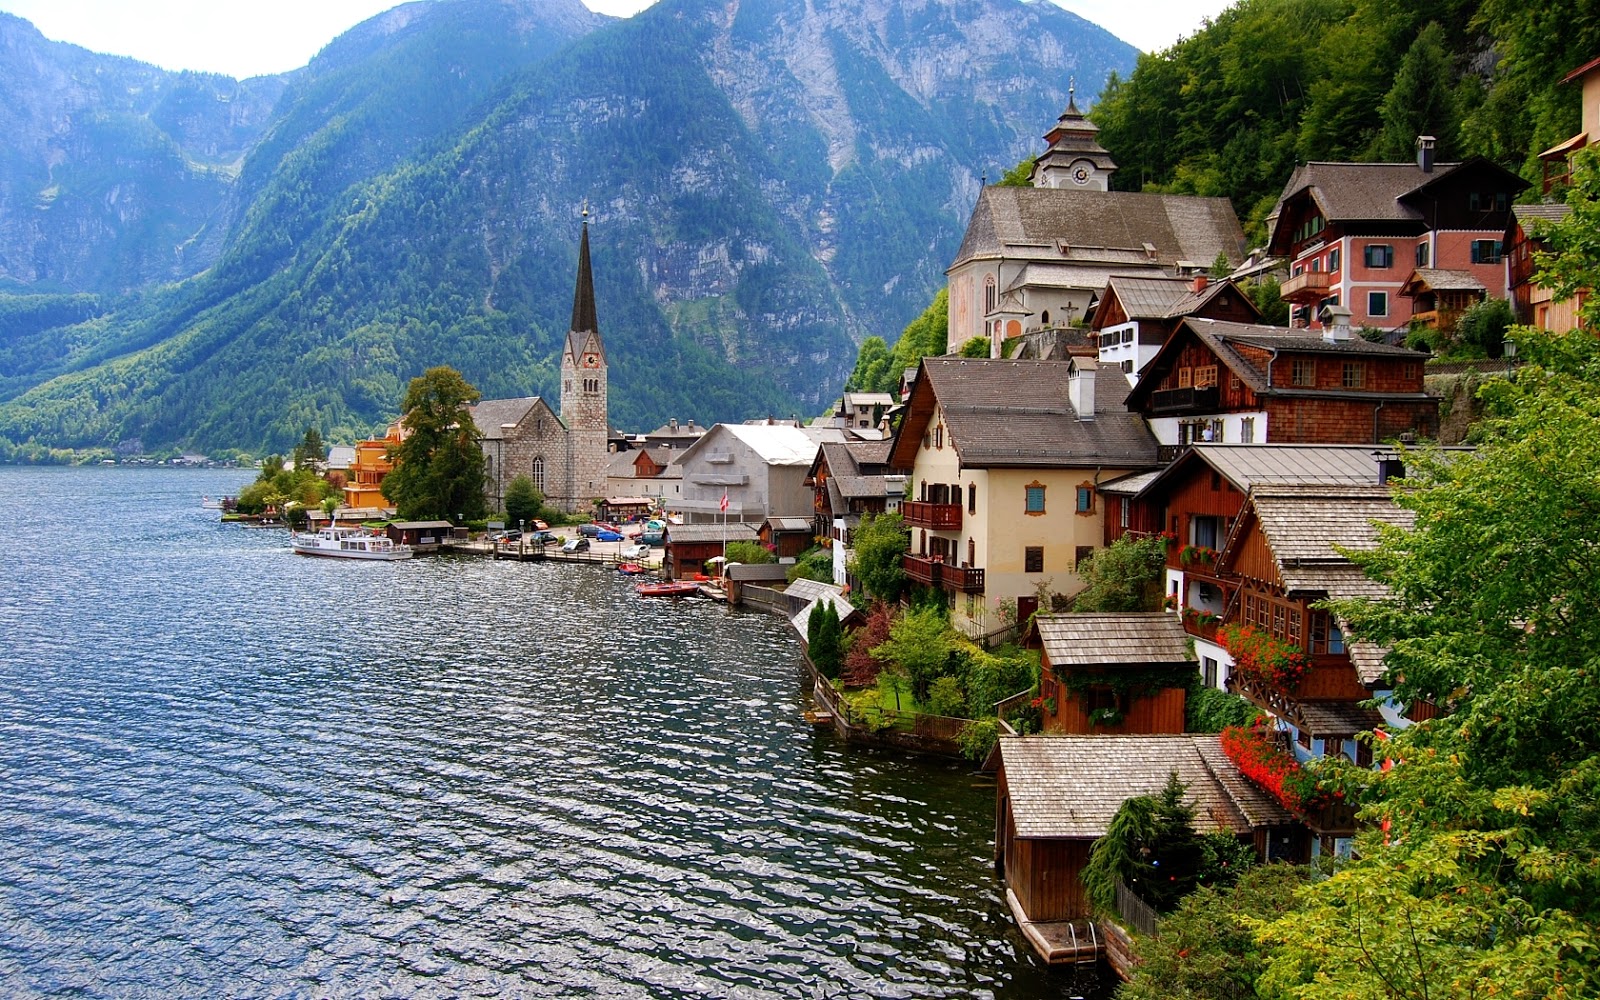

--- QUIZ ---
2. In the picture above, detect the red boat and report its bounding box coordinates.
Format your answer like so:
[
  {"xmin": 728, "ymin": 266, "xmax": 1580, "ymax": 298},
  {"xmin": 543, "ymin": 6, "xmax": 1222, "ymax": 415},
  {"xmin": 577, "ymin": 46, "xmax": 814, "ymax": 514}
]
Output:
[
  {"xmin": 636, "ymin": 581, "xmax": 700, "ymax": 597},
  {"xmin": 617, "ymin": 562, "xmax": 646, "ymax": 575}
]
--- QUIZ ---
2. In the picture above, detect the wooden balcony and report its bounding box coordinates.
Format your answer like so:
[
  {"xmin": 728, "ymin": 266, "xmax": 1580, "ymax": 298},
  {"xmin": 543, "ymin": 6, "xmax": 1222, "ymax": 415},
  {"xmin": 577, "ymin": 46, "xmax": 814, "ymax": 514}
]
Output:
[
  {"xmin": 903, "ymin": 554, "xmax": 986, "ymax": 593},
  {"xmin": 1281, "ymin": 270, "xmax": 1331, "ymax": 304},
  {"xmin": 902, "ymin": 499, "xmax": 962, "ymax": 530},
  {"xmin": 1149, "ymin": 385, "xmax": 1219, "ymax": 414}
]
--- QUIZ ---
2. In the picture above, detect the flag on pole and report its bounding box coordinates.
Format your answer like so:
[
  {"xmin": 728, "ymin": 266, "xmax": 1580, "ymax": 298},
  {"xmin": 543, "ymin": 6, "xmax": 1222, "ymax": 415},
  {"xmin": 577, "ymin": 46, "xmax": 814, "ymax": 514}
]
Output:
[{"xmin": 720, "ymin": 490, "xmax": 729, "ymax": 512}]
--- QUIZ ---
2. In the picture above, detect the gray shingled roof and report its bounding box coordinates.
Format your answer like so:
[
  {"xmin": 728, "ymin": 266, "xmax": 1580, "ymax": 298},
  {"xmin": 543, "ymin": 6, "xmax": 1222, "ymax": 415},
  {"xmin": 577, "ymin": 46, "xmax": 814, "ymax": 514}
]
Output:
[
  {"xmin": 951, "ymin": 186, "xmax": 1245, "ymax": 272},
  {"xmin": 767, "ymin": 516, "xmax": 813, "ymax": 532},
  {"xmin": 1407, "ymin": 268, "xmax": 1486, "ymax": 292},
  {"xmin": 917, "ymin": 358, "xmax": 1159, "ymax": 469},
  {"xmin": 1101, "ymin": 275, "xmax": 1239, "ymax": 321},
  {"xmin": 663, "ymin": 522, "xmax": 761, "ymax": 545},
  {"xmin": 469, "ymin": 397, "xmax": 550, "ymax": 438},
  {"xmin": 1000, "ymin": 735, "xmax": 1292, "ymax": 839},
  {"xmin": 1292, "ymin": 700, "xmax": 1386, "ymax": 739},
  {"xmin": 1005, "ymin": 261, "xmax": 1164, "ymax": 294},
  {"xmin": 1512, "ymin": 203, "xmax": 1571, "ymax": 227},
  {"xmin": 1036, "ymin": 613, "xmax": 1194, "ymax": 667},
  {"xmin": 791, "ymin": 593, "xmax": 859, "ymax": 635},
  {"xmin": 785, "ymin": 578, "xmax": 846, "ymax": 604},
  {"xmin": 1097, "ymin": 469, "xmax": 1164, "ymax": 496},
  {"xmin": 1191, "ymin": 444, "xmax": 1391, "ymax": 493},
  {"xmin": 1250, "ymin": 484, "xmax": 1413, "ymax": 569},
  {"xmin": 1276, "ymin": 161, "xmax": 1464, "ymax": 224}
]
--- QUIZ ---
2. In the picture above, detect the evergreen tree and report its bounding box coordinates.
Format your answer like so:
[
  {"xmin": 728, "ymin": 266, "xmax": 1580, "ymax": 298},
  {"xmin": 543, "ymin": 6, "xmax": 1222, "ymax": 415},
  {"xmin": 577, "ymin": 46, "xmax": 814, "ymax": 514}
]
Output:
[
  {"xmin": 381, "ymin": 366, "xmax": 487, "ymax": 521},
  {"xmin": 1373, "ymin": 22, "xmax": 1458, "ymax": 161},
  {"xmin": 292, "ymin": 426, "xmax": 325, "ymax": 472},
  {"xmin": 504, "ymin": 474, "xmax": 545, "ymax": 527}
]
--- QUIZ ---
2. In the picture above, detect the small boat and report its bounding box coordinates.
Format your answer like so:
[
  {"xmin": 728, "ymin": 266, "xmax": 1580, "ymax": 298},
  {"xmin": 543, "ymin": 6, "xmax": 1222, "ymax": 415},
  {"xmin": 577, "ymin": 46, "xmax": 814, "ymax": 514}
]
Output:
[
  {"xmin": 617, "ymin": 562, "xmax": 646, "ymax": 575},
  {"xmin": 290, "ymin": 525, "xmax": 413, "ymax": 561},
  {"xmin": 201, "ymin": 496, "xmax": 224, "ymax": 510},
  {"xmin": 636, "ymin": 580, "xmax": 700, "ymax": 597}
]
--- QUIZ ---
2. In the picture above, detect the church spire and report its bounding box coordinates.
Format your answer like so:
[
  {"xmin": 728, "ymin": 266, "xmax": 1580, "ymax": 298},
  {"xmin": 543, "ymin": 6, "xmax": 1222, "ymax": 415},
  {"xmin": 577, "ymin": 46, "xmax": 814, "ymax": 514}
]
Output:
[{"xmin": 569, "ymin": 208, "xmax": 598, "ymax": 335}]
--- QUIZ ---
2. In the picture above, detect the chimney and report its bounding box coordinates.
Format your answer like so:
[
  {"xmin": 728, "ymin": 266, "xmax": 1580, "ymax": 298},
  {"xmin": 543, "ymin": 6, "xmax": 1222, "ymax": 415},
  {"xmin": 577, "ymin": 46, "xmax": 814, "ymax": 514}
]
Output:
[
  {"xmin": 669, "ymin": 418, "xmax": 678, "ymax": 431},
  {"xmin": 1069, "ymin": 359, "xmax": 1096, "ymax": 420},
  {"xmin": 1321, "ymin": 304, "xmax": 1353, "ymax": 342},
  {"xmin": 687, "ymin": 419, "xmax": 696, "ymax": 430},
  {"xmin": 1377, "ymin": 456, "xmax": 1405, "ymax": 484},
  {"xmin": 1191, "ymin": 274, "xmax": 1209, "ymax": 294},
  {"xmin": 1416, "ymin": 135, "xmax": 1436, "ymax": 173}
]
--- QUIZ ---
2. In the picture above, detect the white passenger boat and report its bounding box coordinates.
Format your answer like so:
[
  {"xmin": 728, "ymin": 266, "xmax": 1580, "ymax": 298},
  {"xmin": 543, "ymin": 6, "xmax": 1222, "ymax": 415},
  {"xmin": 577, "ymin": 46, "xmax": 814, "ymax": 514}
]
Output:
[{"xmin": 289, "ymin": 525, "xmax": 413, "ymax": 561}]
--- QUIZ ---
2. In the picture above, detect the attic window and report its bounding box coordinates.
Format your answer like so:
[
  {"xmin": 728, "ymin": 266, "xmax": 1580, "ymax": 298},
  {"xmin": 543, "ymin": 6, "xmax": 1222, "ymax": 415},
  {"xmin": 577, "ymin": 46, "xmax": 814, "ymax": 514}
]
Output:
[{"xmin": 1194, "ymin": 365, "xmax": 1218, "ymax": 388}]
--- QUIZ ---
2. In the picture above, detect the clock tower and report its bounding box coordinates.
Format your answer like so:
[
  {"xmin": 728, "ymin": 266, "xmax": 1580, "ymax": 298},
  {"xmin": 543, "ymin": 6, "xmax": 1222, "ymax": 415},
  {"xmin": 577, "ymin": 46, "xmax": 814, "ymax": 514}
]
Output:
[
  {"xmin": 560, "ymin": 213, "xmax": 609, "ymax": 506},
  {"xmin": 1029, "ymin": 83, "xmax": 1118, "ymax": 192}
]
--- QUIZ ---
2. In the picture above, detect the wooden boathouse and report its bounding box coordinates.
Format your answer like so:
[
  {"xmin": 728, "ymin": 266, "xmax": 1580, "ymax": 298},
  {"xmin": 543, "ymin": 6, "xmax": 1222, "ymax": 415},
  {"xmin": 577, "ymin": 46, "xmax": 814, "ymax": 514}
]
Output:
[{"xmin": 994, "ymin": 734, "xmax": 1296, "ymax": 971}]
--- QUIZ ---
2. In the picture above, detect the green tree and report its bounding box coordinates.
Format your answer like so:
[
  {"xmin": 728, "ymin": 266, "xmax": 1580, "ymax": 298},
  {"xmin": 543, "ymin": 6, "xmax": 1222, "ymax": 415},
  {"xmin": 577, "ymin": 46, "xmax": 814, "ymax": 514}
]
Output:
[
  {"xmin": 871, "ymin": 604, "xmax": 956, "ymax": 703},
  {"xmin": 292, "ymin": 426, "xmax": 326, "ymax": 472},
  {"xmin": 807, "ymin": 600, "xmax": 844, "ymax": 679},
  {"xmin": 1372, "ymin": 22, "xmax": 1458, "ymax": 161},
  {"xmin": 1209, "ymin": 252, "xmax": 1232, "ymax": 279},
  {"xmin": 1117, "ymin": 864, "xmax": 1307, "ymax": 1000},
  {"xmin": 1072, "ymin": 534, "xmax": 1168, "ymax": 612},
  {"xmin": 381, "ymin": 366, "xmax": 487, "ymax": 521},
  {"xmin": 1452, "ymin": 296, "xmax": 1513, "ymax": 358},
  {"xmin": 848, "ymin": 511, "xmax": 909, "ymax": 603},
  {"xmin": 504, "ymin": 474, "xmax": 544, "ymax": 528},
  {"xmin": 958, "ymin": 336, "xmax": 990, "ymax": 358},
  {"xmin": 1247, "ymin": 276, "xmax": 1290, "ymax": 326},
  {"xmin": 725, "ymin": 539, "xmax": 775, "ymax": 564},
  {"xmin": 997, "ymin": 155, "xmax": 1034, "ymax": 187},
  {"xmin": 844, "ymin": 336, "xmax": 896, "ymax": 394},
  {"xmin": 1081, "ymin": 772, "xmax": 1203, "ymax": 914}
]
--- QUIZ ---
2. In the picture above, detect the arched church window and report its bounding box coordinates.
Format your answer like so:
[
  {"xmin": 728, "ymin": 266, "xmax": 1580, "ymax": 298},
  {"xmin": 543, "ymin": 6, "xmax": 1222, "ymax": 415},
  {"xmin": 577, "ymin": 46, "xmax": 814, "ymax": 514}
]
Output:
[{"xmin": 532, "ymin": 457, "xmax": 546, "ymax": 492}]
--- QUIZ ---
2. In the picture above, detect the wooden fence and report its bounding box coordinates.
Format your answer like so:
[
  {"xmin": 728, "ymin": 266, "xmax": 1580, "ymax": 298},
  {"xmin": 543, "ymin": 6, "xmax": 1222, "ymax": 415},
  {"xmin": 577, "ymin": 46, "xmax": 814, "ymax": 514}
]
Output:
[{"xmin": 1115, "ymin": 881, "xmax": 1161, "ymax": 938}]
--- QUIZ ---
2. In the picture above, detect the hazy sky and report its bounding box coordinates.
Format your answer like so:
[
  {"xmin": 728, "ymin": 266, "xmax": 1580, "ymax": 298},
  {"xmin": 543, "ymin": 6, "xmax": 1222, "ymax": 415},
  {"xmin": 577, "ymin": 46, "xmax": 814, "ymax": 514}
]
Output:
[{"xmin": 0, "ymin": 0, "xmax": 1228, "ymax": 79}]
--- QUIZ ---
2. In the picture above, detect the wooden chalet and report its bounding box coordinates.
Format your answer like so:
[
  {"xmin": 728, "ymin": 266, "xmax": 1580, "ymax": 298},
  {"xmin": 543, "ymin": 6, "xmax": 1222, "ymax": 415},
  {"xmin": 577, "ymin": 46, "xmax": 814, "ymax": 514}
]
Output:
[
  {"xmin": 1089, "ymin": 275, "xmax": 1262, "ymax": 386},
  {"xmin": 1033, "ymin": 613, "xmax": 1193, "ymax": 734},
  {"xmin": 1124, "ymin": 316, "xmax": 1437, "ymax": 455},
  {"xmin": 1506, "ymin": 203, "xmax": 1583, "ymax": 331},
  {"xmin": 1097, "ymin": 443, "xmax": 1405, "ymax": 689},
  {"xmin": 1398, "ymin": 269, "xmax": 1487, "ymax": 334},
  {"xmin": 662, "ymin": 521, "xmax": 760, "ymax": 580},
  {"xmin": 760, "ymin": 516, "xmax": 814, "ymax": 560},
  {"xmin": 1214, "ymin": 483, "xmax": 1414, "ymax": 845},
  {"xmin": 996, "ymin": 735, "xmax": 1298, "ymax": 965},
  {"xmin": 805, "ymin": 440, "xmax": 896, "ymax": 546}
]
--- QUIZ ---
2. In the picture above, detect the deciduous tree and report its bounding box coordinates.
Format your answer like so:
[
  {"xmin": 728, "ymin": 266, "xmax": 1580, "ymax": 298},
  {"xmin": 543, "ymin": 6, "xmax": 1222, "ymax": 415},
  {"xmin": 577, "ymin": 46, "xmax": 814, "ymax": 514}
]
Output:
[{"xmin": 381, "ymin": 366, "xmax": 486, "ymax": 522}]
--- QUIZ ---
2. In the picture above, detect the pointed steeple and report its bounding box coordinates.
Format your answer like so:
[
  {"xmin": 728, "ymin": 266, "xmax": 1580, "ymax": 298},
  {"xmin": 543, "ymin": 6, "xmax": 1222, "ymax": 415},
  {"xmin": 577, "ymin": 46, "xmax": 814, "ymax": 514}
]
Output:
[{"xmin": 570, "ymin": 211, "xmax": 598, "ymax": 335}]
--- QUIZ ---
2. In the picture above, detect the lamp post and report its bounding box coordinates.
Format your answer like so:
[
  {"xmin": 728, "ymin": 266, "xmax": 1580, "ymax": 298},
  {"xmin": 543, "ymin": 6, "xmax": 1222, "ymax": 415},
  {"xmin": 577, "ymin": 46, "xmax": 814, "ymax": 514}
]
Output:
[{"xmin": 1504, "ymin": 335, "xmax": 1517, "ymax": 376}]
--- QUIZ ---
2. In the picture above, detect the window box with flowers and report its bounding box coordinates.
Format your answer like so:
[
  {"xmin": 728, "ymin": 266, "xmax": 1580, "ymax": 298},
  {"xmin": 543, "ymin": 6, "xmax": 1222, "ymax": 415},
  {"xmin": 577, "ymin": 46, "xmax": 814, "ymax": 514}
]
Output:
[
  {"xmin": 1179, "ymin": 544, "xmax": 1218, "ymax": 567},
  {"xmin": 1218, "ymin": 622, "xmax": 1308, "ymax": 695},
  {"xmin": 1181, "ymin": 608, "xmax": 1221, "ymax": 639},
  {"xmin": 1221, "ymin": 719, "xmax": 1338, "ymax": 813}
]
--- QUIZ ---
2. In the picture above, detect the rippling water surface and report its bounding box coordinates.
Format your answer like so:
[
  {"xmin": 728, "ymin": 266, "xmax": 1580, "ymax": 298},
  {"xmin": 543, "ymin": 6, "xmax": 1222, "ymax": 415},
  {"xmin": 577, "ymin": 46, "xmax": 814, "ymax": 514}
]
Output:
[{"xmin": 0, "ymin": 467, "xmax": 1109, "ymax": 998}]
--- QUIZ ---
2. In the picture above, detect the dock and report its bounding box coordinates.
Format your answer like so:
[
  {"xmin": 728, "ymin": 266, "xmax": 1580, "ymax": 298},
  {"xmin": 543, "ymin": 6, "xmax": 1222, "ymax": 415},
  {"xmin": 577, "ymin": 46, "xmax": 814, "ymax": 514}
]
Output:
[{"xmin": 1005, "ymin": 889, "xmax": 1104, "ymax": 966}]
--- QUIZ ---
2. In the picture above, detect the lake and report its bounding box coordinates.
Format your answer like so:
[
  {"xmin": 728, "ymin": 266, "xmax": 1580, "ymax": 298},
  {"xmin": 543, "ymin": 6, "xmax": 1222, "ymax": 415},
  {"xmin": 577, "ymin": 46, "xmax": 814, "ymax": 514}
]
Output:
[{"xmin": 0, "ymin": 466, "xmax": 1112, "ymax": 998}]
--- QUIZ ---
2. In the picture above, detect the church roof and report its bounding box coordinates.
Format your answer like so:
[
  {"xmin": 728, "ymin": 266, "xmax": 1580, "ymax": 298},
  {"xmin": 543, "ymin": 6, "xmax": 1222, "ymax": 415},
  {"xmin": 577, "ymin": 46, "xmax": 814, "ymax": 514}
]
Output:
[
  {"xmin": 469, "ymin": 397, "xmax": 559, "ymax": 438},
  {"xmin": 565, "ymin": 221, "xmax": 605, "ymax": 365},
  {"xmin": 950, "ymin": 186, "xmax": 1245, "ymax": 274}
]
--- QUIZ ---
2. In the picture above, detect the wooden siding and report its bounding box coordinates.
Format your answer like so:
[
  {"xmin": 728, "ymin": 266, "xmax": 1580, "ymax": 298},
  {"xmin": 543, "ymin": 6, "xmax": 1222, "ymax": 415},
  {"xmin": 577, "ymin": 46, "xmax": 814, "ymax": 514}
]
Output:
[
  {"xmin": 1226, "ymin": 527, "xmax": 1279, "ymax": 588},
  {"xmin": 1296, "ymin": 659, "xmax": 1373, "ymax": 701},
  {"xmin": 1161, "ymin": 470, "xmax": 1246, "ymax": 567},
  {"xmin": 1046, "ymin": 685, "xmax": 1187, "ymax": 735},
  {"xmin": 1006, "ymin": 837, "xmax": 1093, "ymax": 922}
]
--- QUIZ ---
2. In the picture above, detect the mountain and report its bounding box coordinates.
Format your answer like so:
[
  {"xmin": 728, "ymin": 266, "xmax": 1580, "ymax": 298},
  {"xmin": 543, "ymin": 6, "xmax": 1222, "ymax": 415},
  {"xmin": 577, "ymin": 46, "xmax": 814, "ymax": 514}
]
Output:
[
  {"xmin": 0, "ymin": 13, "xmax": 286, "ymax": 293},
  {"xmin": 0, "ymin": 0, "xmax": 1136, "ymax": 459}
]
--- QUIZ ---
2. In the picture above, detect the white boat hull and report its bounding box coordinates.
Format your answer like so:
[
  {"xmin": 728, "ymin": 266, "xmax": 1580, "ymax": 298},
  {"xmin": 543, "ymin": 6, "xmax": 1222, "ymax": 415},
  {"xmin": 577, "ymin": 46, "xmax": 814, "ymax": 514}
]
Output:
[{"xmin": 290, "ymin": 527, "xmax": 413, "ymax": 561}]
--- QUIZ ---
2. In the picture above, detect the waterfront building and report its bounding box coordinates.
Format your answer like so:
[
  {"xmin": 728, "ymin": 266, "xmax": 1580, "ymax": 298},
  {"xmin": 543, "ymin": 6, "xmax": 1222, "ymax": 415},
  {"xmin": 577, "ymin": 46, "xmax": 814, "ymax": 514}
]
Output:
[
  {"xmin": 471, "ymin": 220, "xmax": 610, "ymax": 513},
  {"xmin": 805, "ymin": 440, "xmax": 904, "ymax": 587},
  {"xmin": 1032, "ymin": 613, "xmax": 1193, "ymax": 735},
  {"xmin": 673, "ymin": 423, "xmax": 846, "ymax": 526},
  {"xmin": 995, "ymin": 734, "xmax": 1298, "ymax": 966},
  {"xmin": 889, "ymin": 356, "xmax": 1159, "ymax": 638},
  {"xmin": 342, "ymin": 422, "xmax": 402, "ymax": 511}
]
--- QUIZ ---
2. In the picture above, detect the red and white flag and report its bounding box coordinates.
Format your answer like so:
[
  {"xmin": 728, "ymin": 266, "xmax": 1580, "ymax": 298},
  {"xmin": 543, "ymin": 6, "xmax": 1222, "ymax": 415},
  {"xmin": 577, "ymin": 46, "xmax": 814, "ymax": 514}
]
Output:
[{"xmin": 719, "ymin": 490, "xmax": 729, "ymax": 512}]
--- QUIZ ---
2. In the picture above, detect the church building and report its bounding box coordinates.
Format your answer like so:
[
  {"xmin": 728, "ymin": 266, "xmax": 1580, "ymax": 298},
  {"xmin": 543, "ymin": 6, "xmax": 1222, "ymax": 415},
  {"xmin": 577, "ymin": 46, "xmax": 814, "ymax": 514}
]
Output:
[
  {"xmin": 947, "ymin": 90, "xmax": 1247, "ymax": 356},
  {"xmin": 471, "ymin": 218, "xmax": 610, "ymax": 514}
]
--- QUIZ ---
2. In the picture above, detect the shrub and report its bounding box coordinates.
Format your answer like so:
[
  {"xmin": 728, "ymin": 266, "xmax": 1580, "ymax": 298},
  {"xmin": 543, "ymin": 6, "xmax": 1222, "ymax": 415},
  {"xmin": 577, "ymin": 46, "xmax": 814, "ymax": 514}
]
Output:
[
  {"xmin": 787, "ymin": 547, "xmax": 833, "ymax": 584},
  {"xmin": 1185, "ymin": 684, "xmax": 1257, "ymax": 733},
  {"xmin": 841, "ymin": 602, "xmax": 894, "ymax": 688},
  {"xmin": 956, "ymin": 718, "xmax": 999, "ymax": 762},
  {"xmin": 926, "ymin": 675, "xmax": 967, "ymax": 718},
  {"xmin": 725, "ymin": 540, "xmax": 775, "ymax": 564}
]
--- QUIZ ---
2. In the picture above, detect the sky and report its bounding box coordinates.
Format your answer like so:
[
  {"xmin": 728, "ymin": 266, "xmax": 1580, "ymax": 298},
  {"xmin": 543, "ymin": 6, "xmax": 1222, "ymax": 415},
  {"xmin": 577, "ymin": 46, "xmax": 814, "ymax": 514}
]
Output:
[{"xmin": 0, "ymin": 0, "xmax": 1229, "ymax": 79}]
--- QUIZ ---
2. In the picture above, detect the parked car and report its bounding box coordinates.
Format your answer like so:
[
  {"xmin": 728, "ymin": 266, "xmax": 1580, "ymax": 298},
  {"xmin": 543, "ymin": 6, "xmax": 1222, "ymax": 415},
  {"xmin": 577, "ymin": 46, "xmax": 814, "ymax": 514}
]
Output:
[
  {"xmin": 531, "ymin": 531, "xmax": 558, "ymax": 546},
  {"xmin": 621, "ymin": 543, "xmax": 650, "ymax": 560},
  {"xmin": 561, "ymin": 538, "xmax": 590, "ymax": 553},
  {"xmin": 596, "ymin": 530, "xmax": 624, "ymax": 542},
  {"xmin": 491, "ymin": 529, "xmax": 521, "ymax": 543},
  {"xmin": 578, "ymin": 523, "xmax": 602, "ymax": 537}
]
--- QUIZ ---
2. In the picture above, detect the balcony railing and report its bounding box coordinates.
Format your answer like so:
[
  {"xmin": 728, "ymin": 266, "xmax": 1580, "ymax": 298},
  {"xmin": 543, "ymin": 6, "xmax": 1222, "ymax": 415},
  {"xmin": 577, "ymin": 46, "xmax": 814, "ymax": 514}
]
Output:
[
  {"xmin": 903, "ymin": 554, "xmax": 986, "ymax": 593},
  {"xmin": 1149, "ymin": 385, "xmax": 1219, "ymax": 414},
  {"xmin": 1281, "ymin": 270, "xmax": 1331, "ymax": 303},
  {"xmin": 902, "ymin": 500, "xmax": 962, "ymax": 530}
]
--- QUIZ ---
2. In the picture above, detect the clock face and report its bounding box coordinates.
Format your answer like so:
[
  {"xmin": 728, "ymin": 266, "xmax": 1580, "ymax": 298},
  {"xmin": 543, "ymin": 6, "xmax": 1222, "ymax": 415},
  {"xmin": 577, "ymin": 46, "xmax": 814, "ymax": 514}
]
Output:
[
  {"xmin": 1071, "ymin": 164, "xmax": 1092, "ymax": 186},
  {"xmin": 582, "ymin": 353, "xmax": 600, "ymax": 368}
]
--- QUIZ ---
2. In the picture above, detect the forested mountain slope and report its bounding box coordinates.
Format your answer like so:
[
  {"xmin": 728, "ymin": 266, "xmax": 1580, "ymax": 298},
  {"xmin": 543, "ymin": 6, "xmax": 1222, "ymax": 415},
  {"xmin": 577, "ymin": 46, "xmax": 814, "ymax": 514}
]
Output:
[{"xmin": 0, "ymin": 0, "xmax": 1136, "ymax": 458}]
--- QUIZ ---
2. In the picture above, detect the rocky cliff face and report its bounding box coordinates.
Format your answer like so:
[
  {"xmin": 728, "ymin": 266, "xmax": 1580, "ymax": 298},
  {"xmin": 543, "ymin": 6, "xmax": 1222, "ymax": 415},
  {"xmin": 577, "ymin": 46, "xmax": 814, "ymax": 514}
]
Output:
[{"xmin": 0, "ymin": 13, "xmax": 286, "ymax": 291}]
